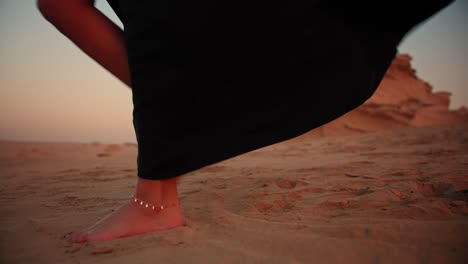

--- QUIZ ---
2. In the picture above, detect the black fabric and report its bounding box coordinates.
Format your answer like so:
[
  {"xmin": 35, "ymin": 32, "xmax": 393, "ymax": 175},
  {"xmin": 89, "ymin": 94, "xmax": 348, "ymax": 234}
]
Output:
[{"xmin": 106, "ymin": 0, "xmax": 454, "ymax": 180}]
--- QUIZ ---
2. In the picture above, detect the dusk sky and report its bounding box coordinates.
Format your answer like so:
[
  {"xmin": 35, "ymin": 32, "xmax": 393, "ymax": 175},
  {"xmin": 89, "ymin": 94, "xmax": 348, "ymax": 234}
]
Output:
[{"xmin": 1, "ymin": 1, "xmax": 467, "ymax": 144}]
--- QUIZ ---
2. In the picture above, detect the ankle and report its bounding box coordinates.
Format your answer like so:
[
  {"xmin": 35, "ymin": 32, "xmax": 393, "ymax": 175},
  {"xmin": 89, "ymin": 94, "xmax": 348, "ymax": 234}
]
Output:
[
  {"xmin": 161, "ymin": 177, "xmax": 180, "ymax": 202},
  {"xmin": 134, "ymin": 177, "xmax": 180, "ymax": 204}
]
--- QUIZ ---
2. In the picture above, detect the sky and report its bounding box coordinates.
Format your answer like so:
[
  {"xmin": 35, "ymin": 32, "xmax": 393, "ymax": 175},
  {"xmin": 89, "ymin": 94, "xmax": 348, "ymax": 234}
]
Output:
[{"xmin": 0, "ymin": 0, "xmax": 467, "ymax": 144}]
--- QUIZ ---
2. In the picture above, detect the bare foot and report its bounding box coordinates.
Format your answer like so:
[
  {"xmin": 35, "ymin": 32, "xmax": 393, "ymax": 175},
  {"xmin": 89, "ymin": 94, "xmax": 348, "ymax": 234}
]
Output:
[{"xmin": 64, "ymin": 198, "xmax": 184, "ymax": 243}]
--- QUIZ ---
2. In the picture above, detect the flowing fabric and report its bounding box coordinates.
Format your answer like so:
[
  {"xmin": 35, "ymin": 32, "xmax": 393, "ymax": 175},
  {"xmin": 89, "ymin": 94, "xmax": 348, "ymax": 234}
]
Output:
[{"xmin": 106, "ymin": 0, "xmax": 454, "ymax": 180}]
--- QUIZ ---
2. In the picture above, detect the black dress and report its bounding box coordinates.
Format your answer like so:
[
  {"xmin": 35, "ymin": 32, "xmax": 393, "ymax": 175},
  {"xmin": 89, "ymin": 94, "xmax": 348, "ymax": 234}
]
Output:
[{"xmin": 106, "ymin": 0, "xmax": 453, "ymax": 180}]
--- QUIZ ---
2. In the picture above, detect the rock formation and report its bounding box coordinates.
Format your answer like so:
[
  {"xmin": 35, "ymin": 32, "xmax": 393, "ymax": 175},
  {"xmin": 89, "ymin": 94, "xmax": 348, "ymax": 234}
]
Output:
[{"xmin": 306, "ymin": 54, "xmax": 468, "ymax": 137}]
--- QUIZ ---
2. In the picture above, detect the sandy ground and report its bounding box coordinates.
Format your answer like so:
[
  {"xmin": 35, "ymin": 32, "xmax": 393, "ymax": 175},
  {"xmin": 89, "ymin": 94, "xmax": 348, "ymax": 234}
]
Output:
[{"xmin": 0, "ymin": 123, "xmax": 467, "ymax": 263}]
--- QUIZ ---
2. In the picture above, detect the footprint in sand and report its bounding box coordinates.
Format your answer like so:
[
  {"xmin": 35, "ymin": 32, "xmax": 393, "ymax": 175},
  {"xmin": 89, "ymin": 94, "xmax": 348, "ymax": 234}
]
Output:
[
  {"xmin": 253, "ymin": 201, "xmax": 274, "ymax": 212},
  {"xmin": 275, "ymin": 179, "xmax": 297, "ymax": 189},
  {"xmin": 252, "ymin": 199, "xmax": 295, "ymax": 213}
]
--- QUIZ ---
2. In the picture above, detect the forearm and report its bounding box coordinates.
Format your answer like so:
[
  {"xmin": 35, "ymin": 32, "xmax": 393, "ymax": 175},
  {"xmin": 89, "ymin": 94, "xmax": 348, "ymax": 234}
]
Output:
[{"xmin": 37, "ymin": 0, "xmax": 131, "ymax": 88}]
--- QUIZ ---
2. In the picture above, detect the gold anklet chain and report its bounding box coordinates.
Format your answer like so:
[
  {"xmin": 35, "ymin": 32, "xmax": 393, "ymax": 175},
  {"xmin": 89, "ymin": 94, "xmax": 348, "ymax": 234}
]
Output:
[{"xmin": 131, "ymin": 194, "xmax": 179, "ymax": 212}]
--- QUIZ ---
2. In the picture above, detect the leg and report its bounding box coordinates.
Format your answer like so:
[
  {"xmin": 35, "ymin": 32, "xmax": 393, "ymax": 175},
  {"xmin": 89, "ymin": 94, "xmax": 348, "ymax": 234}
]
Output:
[
  {"xmin": 38, "ymin": 1, "xmax": 185, "ymax": 243},
  {"xmin": 65, "ymin": 176, "xmax": 184, "ymax": 243}
]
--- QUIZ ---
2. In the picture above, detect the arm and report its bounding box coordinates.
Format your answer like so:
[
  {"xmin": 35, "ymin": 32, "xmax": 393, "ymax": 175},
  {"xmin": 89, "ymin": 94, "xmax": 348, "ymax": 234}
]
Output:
[{"xmin": 37, "ymin": 0, "xmax": 131, "ymax": 88}]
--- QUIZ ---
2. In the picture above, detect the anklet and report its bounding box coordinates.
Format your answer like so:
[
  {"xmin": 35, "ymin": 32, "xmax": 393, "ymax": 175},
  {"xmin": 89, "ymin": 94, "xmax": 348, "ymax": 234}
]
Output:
[{"xmin": 131, "ymin": 194, "xmax": 179, "ymax": 212}]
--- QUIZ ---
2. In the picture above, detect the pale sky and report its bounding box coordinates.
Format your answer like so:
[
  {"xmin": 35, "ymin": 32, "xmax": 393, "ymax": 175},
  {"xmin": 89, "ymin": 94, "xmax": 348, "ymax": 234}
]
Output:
[{"xmin": 0, "ymin": 0, "xmax": 467, "ymax": 144}]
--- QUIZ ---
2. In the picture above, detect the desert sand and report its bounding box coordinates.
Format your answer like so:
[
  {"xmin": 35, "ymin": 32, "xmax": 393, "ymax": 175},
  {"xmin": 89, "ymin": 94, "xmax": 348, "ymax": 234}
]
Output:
[
  {"xmin": 1, "ymin": 55, "xmax": 467, "ymax": 263},
  {"xmin": 0, "ymin": 123, "xmax": 467, "ymax": 263}
]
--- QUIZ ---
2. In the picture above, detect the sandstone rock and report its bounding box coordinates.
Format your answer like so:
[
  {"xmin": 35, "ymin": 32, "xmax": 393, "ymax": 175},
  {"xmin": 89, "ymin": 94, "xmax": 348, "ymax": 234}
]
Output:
[{"xmin": 306, "ymin": 54, "xmax": 468, "ymax": 138}]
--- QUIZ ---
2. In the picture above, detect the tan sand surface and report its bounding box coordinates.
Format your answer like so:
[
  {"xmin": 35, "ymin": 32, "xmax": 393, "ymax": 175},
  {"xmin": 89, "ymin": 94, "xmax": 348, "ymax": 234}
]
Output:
[{"xmin": 1, "ymin": 123, "xmax": 467, "ymax": 263}]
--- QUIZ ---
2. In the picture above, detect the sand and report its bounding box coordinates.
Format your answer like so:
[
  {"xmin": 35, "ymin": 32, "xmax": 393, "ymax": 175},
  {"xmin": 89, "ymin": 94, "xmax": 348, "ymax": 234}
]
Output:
[{"xmin": 1, "ymin": 123, "xmax": 467, "ymax": 263}]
